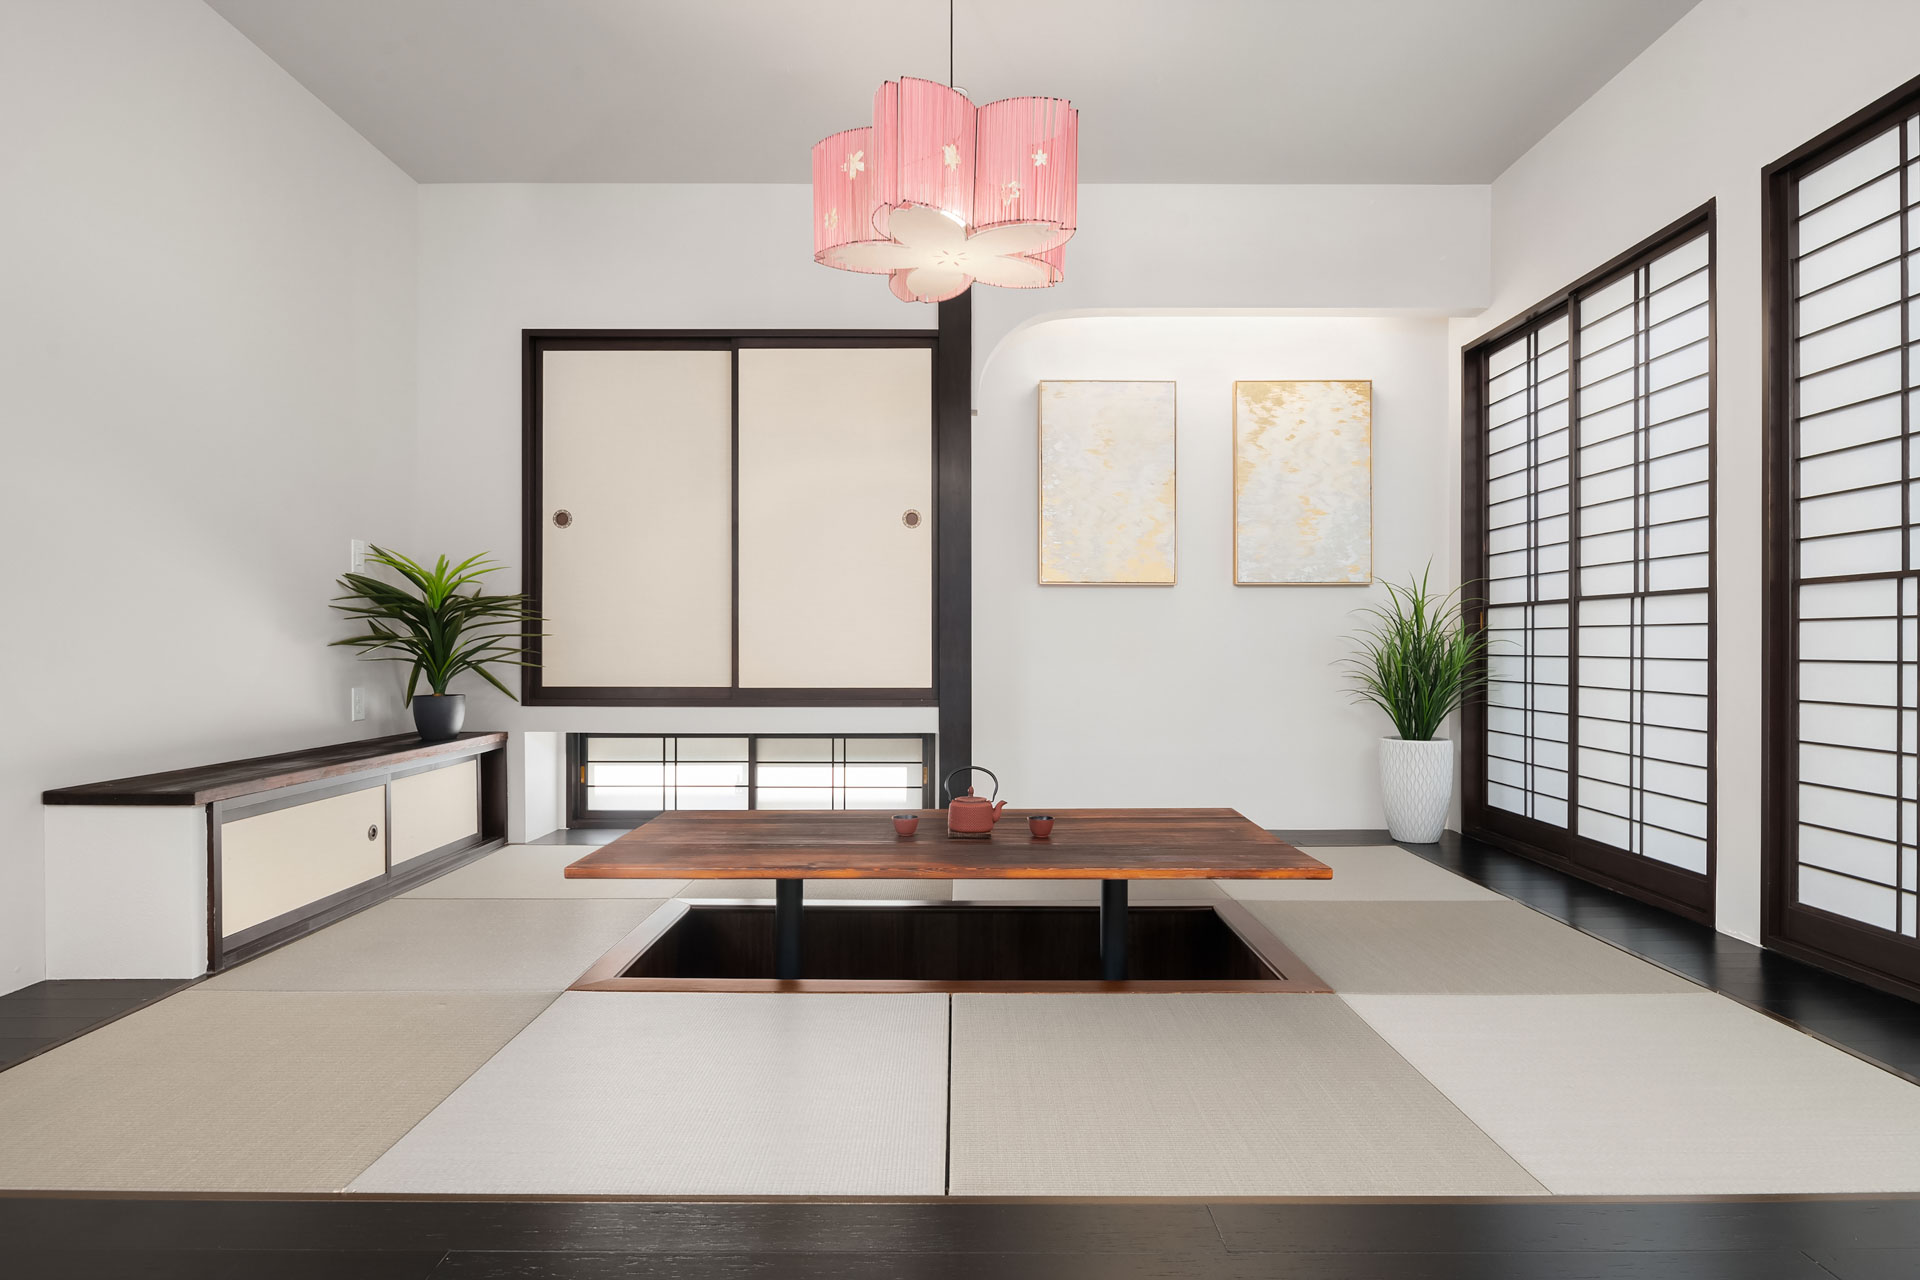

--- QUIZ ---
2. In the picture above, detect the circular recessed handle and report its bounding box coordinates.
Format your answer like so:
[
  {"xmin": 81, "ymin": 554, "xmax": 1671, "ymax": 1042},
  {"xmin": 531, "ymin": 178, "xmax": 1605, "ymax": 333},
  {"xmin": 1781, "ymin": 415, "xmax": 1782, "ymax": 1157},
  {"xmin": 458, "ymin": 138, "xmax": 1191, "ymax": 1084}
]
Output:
[
  {"xmin": 901, "ymin": 509, "xmax": 922, "ymax": 529},
  {"xmin": 552, "ymin": 509, "xmax": 573, "ymax": 529},
  {"xmin": 366, "ymin": 824, "xmax": 380, "ymax": 841}
]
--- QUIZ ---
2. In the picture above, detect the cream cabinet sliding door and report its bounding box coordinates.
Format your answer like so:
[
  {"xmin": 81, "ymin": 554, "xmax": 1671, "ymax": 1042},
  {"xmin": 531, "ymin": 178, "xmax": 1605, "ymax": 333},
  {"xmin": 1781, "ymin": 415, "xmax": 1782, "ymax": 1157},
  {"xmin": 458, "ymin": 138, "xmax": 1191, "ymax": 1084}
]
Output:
[
  {"xmin": 737, "ymin": 347, "xmax": 933, "ymax": 689},
  {"xmin": 540, "ymin": 348, "xmax": 734, "ymax": 688}
]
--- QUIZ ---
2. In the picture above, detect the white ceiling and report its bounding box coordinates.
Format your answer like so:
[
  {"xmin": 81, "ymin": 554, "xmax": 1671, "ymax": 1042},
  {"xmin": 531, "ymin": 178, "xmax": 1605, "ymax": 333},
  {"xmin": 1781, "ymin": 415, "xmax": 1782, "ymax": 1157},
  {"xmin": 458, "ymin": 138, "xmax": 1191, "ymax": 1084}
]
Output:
[{"xmin": 203, "ymin": 0, "xmax": 1700, "ymax": 184}]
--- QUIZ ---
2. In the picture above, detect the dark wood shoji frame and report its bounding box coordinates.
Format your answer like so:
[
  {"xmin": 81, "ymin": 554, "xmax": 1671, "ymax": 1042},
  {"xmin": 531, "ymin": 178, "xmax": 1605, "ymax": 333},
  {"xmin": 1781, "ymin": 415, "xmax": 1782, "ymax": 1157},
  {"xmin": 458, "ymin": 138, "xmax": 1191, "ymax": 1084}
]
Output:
[
  {"xmin": 1763, "ymin": 71, "xmax": 1920, "ymax": 1003},
  {"xmin": 564, "ymin": 732, "xmax": 937, "ymax": 829},
  {"xmin": 1461, "ymin": 202, "xmax": 1718, "ymax": 924}
]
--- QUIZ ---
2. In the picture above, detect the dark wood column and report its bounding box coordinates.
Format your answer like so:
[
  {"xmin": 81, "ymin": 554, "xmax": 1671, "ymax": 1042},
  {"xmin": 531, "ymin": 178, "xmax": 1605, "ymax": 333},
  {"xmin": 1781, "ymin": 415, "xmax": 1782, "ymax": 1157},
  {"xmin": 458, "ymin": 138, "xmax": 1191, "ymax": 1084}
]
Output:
[{"xmin": 934, "ymin": 293, "xmax": 973, "ymax": 798}]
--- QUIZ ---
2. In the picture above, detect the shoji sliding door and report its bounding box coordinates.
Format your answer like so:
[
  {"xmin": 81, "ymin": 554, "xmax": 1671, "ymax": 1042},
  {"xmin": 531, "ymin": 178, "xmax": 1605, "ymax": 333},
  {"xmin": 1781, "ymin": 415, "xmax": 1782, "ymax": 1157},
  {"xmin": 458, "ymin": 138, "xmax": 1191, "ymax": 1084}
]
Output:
[
  {"xmin": 1465, "ymin": 209, "xmax": 1716, "ymax": 921},
  {"xmin": 1765, "ymin": 78, "xmax": 1920, "ymax": 996}
]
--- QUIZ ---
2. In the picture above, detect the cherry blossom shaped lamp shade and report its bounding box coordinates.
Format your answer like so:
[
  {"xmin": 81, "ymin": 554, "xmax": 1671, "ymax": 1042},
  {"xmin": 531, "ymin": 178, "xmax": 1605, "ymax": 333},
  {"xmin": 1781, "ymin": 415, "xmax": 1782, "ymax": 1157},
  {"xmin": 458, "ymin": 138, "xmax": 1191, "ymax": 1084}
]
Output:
[{"xmin": 813, "ymin": 78, "xmax": 1077, "ymax": 303}]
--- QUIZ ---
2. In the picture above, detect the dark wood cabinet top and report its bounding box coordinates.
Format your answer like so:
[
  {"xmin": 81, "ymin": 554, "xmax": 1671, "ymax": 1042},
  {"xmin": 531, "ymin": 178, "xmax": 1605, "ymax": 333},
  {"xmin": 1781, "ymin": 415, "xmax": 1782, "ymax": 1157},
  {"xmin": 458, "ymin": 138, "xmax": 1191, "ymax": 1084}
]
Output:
[
  {"xmin": 42, "ymin": 732, "xmax": 507, "ymax": 807},
  {"xmin": 566, "ymin": 808, "xmax": 1332, "ymax": 881}
]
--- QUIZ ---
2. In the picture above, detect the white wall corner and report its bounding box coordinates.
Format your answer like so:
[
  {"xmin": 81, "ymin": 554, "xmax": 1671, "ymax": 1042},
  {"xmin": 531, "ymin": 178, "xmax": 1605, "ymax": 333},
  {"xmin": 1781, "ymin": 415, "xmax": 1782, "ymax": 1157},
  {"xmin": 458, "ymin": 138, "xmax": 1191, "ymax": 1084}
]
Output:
[{"xmin": 509, "ymin": 731, "xmax": 565, "ymax": 844}]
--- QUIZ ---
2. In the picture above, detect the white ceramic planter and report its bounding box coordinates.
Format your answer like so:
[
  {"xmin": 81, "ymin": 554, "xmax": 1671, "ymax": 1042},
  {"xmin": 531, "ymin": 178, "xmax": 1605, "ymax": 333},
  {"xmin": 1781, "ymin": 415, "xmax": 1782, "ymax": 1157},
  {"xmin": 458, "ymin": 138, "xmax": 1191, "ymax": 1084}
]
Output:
[{"xmin": 1379, "ymin": 737, "xmax": 1454, "ymax": 844}]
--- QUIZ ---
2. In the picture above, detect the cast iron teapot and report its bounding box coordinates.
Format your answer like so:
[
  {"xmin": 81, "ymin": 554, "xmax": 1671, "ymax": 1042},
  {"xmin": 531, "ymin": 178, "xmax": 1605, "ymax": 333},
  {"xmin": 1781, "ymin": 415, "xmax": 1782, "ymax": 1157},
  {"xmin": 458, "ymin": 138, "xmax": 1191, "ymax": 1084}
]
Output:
[{"xmin": 944, "ymin": 765, "xmax": 1007, "ymax": 835}]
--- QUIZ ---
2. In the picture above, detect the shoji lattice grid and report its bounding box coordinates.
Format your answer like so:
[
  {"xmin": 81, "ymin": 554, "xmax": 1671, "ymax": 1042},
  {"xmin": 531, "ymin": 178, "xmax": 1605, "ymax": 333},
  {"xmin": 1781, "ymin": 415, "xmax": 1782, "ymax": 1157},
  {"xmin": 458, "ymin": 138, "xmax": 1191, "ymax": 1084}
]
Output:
[
  {"xmin": 1484, "ymin": 316, "xmax": 1572, "ymax": 828},
  {"xmin": 1573, "ymin": 233, "xmax": 1713, "ymax": 872},
  {"xmin": 1790, "ymin": 112, "xmax": 1920, "ymax": 938}
]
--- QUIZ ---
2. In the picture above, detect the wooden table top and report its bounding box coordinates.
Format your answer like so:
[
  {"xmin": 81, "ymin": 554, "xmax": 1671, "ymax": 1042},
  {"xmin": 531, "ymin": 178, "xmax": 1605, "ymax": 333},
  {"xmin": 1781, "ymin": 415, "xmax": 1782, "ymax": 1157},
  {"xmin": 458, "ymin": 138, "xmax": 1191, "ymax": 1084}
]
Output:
[{"xmin": 564, "ymin": 808, "xmax": 1331, "ymax": 881}]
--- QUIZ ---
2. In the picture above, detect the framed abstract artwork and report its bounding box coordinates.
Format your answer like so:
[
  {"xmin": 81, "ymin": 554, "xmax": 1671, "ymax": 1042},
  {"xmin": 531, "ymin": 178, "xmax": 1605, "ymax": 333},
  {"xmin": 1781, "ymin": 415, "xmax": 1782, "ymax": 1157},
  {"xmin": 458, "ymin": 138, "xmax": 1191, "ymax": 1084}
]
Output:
[
  {"xmin": 1037, "ymin": 380, "xmax": 1178, "ymax": 585},
  {"xmin": 1233, "ymin": 379, "xmax": 1372, "ymax": 585}
]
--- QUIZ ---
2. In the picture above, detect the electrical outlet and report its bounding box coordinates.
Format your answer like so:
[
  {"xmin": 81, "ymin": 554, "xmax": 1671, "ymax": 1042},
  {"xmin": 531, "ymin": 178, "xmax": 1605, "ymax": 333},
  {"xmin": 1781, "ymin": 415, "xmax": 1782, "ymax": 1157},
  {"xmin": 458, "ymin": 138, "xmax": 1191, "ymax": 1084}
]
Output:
[
  {"xmin": 350, "ymin": 687, "xmax": 366, "ymax": 722},
  {"xmin": 349, "ymin": 539, "xmax": 369, "ymax": 574}
]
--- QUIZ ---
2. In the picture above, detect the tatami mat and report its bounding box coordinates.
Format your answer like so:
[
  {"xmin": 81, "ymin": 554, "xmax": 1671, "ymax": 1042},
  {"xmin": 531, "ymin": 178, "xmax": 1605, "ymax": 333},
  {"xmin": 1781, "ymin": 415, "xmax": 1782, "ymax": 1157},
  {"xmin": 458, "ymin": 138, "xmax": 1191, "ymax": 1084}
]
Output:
[
  {"xmin": 947, "ymin": 993, "xmax": 1545, "ymax": 1196},
  {"xmin": 1222, "ymin": 846, "xmax": 1502, "ymax": 901},
  {"xmin": 0, "ymin": 990, "xmax": 549, "ymax": 1191},
  {"xmin": 350, "ymin": 992, "xmax": 948, "ymax": 1196},
  {"xmin": 203, "ymin": 898, "xmax": 665, "ymax": 992},
  {"xmin": 1346, "ymin": 993, "xmax": 1920, "ymax": 1194},
  {"xmin": 678, "ymin": 878, "xmax": 951, "ymax": 900},
  {"xmin": 406, "ymin": 846, "xmax": 687, "ymax": 899},
  {"xmin": 1240, "ymin": 901, "xmax": 1696, "ymax": 994},
  {"xmin": 951, "ymin": 878, "xmax": 1225, "ymax": 901}
]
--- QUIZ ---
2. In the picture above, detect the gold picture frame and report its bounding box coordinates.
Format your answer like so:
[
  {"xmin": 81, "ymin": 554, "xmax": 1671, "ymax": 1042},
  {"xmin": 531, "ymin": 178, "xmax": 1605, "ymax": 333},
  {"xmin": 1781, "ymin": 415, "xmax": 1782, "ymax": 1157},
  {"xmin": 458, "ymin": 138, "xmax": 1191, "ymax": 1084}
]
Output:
[
  {"xmin": 1037, "ymin": 380, "xmax": 1179, "ymax": 586},
  {"xmin": 1232, "ymin": 380, "xmax": 1373, "ymax": 586}
]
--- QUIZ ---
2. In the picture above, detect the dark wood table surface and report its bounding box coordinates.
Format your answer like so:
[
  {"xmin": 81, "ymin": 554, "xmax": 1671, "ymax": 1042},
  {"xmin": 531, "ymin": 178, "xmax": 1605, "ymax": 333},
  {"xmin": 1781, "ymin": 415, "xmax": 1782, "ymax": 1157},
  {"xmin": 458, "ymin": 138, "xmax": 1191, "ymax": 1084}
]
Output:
[{"xmin": 564, "ymin": 807, "xmax": 1331, "ymax": 880}]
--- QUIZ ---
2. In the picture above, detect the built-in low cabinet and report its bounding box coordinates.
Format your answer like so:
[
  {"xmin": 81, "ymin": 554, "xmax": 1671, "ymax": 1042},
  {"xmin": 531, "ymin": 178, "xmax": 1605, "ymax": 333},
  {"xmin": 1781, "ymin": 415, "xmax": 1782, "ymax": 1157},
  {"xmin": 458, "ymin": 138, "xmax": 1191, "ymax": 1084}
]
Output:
[{"xmin": 44, "ymin": 732, "xmax": 506, "ymax": 978}]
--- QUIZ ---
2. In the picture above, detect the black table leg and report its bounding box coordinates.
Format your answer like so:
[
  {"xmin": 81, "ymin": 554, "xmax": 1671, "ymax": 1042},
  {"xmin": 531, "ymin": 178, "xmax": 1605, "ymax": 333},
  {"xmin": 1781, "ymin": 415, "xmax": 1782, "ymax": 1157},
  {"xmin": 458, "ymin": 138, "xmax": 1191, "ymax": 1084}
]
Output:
[
  {"xmin": 1100, "ymin": 878, "xmax": 1128, "ymax": 981},
  {"xmin": 775, "ymin": 878, "xmax": 803, "ymax": 979}
]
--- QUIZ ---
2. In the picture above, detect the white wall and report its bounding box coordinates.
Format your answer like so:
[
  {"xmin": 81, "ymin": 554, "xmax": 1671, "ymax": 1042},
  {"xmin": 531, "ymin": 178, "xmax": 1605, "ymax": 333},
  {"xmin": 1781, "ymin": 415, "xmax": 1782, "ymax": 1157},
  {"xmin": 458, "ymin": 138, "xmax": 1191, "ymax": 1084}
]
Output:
[
  {"xmin": 1456, "ymin": 0, "xmax": 1920, "ymax": 940},
  {"xmin": 975, "ymin": 316, "xmax": 1452, "ymax": 827},
  {"xmin": 0, "ymin": 0, "xmax": 419, "ymax": 992}
]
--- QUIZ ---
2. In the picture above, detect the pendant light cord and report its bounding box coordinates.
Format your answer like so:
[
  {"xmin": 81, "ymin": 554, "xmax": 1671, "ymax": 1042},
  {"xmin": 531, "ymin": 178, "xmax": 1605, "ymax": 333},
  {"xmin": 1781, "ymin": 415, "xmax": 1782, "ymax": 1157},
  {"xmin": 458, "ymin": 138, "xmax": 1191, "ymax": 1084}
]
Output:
[{"xmin": 948, "ymin": 0, "xmax": 954, "ymax": 87}]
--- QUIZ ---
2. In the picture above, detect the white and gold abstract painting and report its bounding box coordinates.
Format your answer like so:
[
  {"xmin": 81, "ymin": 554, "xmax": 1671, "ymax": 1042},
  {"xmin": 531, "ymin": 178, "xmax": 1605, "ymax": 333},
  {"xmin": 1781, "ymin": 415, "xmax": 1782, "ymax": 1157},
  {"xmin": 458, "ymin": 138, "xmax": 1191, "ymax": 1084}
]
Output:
[
  {"xmin": 1233, "ymin": 380, "xmax": 1372, "ymax": 585},
  {"xmin": 1037, "ymin": 381, "xmax": 1178, "ymax": 585}
]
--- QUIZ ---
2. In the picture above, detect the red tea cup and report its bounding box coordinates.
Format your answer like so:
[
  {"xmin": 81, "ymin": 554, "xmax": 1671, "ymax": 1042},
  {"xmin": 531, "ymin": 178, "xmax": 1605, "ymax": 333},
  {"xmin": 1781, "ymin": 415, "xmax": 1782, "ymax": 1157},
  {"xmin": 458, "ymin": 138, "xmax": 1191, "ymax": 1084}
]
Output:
[
  {"xmin": 892, "ymin": 814, "xmax": 920, "ymax": 836},
  {"xmin": 1028, "ymin": 814, "xmax": 1055, "ymax": 838}
]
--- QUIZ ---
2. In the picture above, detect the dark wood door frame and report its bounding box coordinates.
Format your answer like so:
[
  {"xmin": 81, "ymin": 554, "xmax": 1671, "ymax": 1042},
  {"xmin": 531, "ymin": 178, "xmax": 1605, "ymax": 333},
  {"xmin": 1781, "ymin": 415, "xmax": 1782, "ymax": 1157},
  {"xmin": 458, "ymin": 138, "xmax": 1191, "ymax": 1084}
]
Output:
[
  {"xmin": 519, "ymin": 307, "xmax": 972, "ymax": 778},
  {"xmin": 1762, "ymin": 71, "xmax": 1920, "ymax": 1004},
  {"xmin": 1460, "ymin": 202, "xmax": 1718, "ymax": 926}
]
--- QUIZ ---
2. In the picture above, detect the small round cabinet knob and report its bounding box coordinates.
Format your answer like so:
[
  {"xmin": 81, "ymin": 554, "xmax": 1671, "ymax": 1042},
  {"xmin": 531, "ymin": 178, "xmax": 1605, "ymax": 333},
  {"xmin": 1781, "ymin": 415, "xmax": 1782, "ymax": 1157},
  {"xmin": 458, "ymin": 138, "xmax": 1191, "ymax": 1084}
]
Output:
[
  {"xmin": 901, "ymin": 509, "xmax": 922, "ymax": 529},
  {"xmin": 367, "ymin": 824, "xmax": 379, "ymax": 841},
  {"xmin": 552, "ymin": 509, "xmax": 573, "ymax": 529}
]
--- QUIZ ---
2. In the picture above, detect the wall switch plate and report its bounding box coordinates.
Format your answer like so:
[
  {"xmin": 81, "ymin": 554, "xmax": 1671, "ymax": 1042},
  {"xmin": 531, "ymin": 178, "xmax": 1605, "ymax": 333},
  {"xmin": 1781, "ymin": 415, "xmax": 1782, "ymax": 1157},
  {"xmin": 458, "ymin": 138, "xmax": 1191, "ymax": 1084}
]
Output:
[
  {"xmin": 350, "ymin": 687, "xmax": 366, "ymax": 722},
  {"xmin": 349, "ymin": 539, "xmax": 370, "ymax": 574}
]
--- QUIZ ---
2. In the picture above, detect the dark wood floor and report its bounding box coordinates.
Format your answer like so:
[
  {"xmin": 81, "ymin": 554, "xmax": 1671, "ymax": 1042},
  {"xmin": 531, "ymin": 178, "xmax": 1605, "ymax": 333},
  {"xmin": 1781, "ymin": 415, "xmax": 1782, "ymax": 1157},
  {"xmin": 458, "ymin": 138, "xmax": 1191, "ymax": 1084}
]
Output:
[
  {"xmin": 1, "ymin": 1197, "xmax": 1916, "ymax": 1277},
  {"xmin": 0, "ymin": 978, "xmax": 190, "ymax": 1072}
]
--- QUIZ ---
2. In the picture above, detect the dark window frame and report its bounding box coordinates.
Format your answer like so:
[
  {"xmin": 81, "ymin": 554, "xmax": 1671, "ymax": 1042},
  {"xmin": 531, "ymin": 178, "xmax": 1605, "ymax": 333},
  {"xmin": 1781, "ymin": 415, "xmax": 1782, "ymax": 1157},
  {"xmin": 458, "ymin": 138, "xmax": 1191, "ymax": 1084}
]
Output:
[
  {"xmin": 1461, "ymin": 202, "xmax": 1718, "ymax": 925},
  {"xmin": 565, "ymin": 732, "xmax": 936, "ymax": 829},
  {"xmin": 1762, "ymin": 71, "xmax": 1920, "ymax": 1003}
]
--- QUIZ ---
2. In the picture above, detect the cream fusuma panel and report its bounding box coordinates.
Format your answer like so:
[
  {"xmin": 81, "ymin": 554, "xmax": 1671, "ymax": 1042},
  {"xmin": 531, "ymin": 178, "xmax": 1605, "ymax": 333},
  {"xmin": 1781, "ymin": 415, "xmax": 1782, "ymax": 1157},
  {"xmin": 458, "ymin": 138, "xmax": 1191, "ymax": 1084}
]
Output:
[
  {"xmin": 735, "ymin": 346, "xmax": 933, "ymax": 689},
  {"xmin": 220, "ymin": 785, "xmax": 387, "ymax": 937},
  {"xmin": 541, "ymin": 348, "xmax": 733, "ymax": 688},
  {"xmin": 389, "ymin": 759, "xmax": 480, "ymax": 866}
]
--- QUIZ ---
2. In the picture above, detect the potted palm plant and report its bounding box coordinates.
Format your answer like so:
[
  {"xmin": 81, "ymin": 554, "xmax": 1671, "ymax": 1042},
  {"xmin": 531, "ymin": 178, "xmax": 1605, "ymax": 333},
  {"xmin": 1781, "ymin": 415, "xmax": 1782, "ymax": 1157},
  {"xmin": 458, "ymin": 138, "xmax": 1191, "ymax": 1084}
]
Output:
[
  {"xmin": 331, "ymin": 548, "xmax": 540, "ymax": 741},
  {"xmin": 1341, "ymin": 566, "xmax": 1489, "ymax": 843}
]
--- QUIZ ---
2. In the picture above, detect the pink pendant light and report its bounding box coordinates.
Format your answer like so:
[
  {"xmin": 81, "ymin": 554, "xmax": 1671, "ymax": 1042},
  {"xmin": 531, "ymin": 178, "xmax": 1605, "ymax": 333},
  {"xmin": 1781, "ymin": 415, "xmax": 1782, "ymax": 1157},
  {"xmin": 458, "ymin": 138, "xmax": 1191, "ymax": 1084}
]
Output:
[{"xmin": 813, "ymin": 73, "xmax": 1078, "ymax": 303}]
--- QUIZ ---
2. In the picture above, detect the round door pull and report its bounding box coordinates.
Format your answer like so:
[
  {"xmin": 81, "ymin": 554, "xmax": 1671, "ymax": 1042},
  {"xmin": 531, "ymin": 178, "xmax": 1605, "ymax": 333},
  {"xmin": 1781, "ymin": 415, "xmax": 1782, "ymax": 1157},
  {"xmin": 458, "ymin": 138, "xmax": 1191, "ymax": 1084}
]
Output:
[
  {"xmin": 367, "ymin": 824, "xmax": 380, "ymax": 841},
  {"xmin": 552, "ymin": 509, "xmax": 573, "ymax": 529},
  {"xmin": 901, "ymin": 509, "xmax": 923, "ymax": 529}
]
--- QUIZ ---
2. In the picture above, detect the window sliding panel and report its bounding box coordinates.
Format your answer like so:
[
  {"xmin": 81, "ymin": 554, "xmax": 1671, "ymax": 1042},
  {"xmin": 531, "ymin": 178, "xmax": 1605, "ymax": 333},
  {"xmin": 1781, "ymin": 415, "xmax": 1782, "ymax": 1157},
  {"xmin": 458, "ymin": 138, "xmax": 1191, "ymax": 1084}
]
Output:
[
  {"xmin": 1786, "ymin": 103, "xmax": 1920, "ymax": 947},
  {"xmin": 1483, "ymin": 319, "xmax": 1572, "ymax": 829},
  {"xmin": 1468, "ymin": 208, "xmax": 1714, "ymax": 921},
  {"xmin": 1574, "ymin": 234, "xmax": 1714, "ymax": 875}
]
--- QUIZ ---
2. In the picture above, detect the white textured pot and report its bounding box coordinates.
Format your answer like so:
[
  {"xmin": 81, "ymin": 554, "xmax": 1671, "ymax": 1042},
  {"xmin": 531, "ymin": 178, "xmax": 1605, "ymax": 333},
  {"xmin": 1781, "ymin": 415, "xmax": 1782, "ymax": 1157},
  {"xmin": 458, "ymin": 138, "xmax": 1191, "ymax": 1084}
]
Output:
[{"xmin": 1380, "ymin": 737, "xmax": 1454, "ymax": 844}]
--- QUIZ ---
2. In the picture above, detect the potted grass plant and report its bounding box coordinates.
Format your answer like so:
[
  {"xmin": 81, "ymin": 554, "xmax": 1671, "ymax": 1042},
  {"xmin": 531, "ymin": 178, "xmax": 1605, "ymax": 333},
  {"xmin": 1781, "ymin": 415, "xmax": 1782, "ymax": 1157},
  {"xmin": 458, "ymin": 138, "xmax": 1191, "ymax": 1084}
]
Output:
[
  {"xmin": 331, "ymin": 548, "xmax": 540, "ymax": 741},
  {"xmin": 1341, "ymin": 566, "xmax": 1490, "ymax": 843}
]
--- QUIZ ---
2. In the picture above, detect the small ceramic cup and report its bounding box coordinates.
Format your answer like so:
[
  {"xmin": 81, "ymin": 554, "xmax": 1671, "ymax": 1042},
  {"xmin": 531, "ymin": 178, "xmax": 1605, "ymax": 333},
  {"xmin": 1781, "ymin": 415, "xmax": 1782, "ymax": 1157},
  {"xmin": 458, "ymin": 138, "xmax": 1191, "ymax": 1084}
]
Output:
[
  {"xmin": 1028, "ymin": 814, "xmax": 1055, "ymax": 838},
  {"xmin": 892, "ymin": 814, "xmax": 920, "ymax": 836}
]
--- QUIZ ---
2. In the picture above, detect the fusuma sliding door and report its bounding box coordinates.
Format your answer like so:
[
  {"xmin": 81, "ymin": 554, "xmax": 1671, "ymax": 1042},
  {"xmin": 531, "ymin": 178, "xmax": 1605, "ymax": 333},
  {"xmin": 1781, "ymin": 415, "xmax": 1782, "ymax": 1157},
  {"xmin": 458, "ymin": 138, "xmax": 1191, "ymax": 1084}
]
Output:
[
  {"xmin": 524, "ymin": 333, "xmax": 939, "ymax": 706},
  {"xmin": 1764, "ymin": 77, "xmax": 1920, "ymax": 997},
  {"xmin": 538, "ymin": 347, "xmax": 734, "ymax": 690},
  {"xmin": 737, "ymin": 346, "xmax": 932, "ymax": 691},
  {"xmin": 1465, "ymin": 208, "xmax": 1716, "ymax": 922}
]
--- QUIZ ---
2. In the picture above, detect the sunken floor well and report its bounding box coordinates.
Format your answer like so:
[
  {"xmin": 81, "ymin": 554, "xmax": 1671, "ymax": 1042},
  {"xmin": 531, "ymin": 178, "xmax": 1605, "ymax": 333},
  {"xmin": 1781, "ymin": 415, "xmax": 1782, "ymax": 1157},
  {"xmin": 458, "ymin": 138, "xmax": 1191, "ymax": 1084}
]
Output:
[{"xmin": 579, "ymin": 899, "xmax": 1327, "ymax": 989}]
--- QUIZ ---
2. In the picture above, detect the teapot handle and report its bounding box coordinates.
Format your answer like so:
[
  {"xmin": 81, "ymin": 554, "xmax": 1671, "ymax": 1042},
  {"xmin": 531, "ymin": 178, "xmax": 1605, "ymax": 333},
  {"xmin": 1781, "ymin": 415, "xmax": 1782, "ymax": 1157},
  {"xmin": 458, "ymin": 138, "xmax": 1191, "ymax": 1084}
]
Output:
[{"xmin": 942, "ymin": 765, "xmax": 999, "ymax": 804}]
